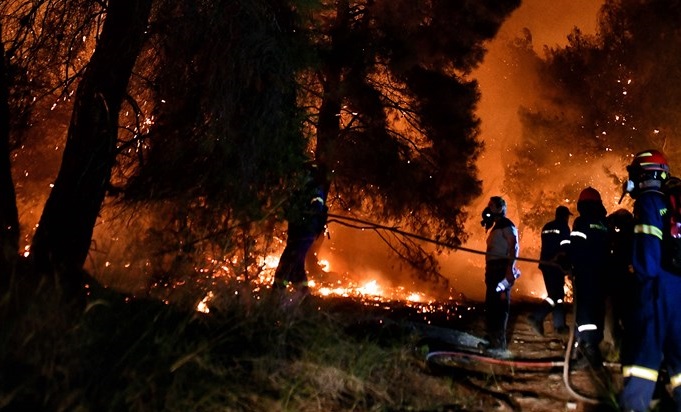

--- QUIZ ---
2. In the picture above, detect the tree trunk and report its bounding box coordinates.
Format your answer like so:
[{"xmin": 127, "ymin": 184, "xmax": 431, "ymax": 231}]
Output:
[
  {"xmin": 31, "ymin": 0, "xmax": 152, "ymax": 288},
  {"xmin": 0, "ymin": 23, "xmax": 20, "ymax": 283},
  {"xmin": 315, "ymin": 1, "xmax": 348, "ymax": 167}
]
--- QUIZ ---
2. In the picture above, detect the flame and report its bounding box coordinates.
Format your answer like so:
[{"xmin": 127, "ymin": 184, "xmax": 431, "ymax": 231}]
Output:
[
  {"xmin": 192, "ymin": 253, "xmax": 452, "ymax": 314},
  {"xmin": 196, "ymin": 291, "xmax": 214, "ymax": 313}
]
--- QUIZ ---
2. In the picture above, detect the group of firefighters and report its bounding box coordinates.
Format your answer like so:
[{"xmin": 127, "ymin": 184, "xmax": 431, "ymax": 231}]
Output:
[
  {"xmin": 481, "ymin": 149, "xmax": 681, "ymax": 411},
  {"xmin": 272, "ymin": 150, "xmax": 681, "ymax": 411}
]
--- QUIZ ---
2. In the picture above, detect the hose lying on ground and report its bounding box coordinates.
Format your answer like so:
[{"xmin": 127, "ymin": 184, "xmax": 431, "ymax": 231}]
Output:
[{"xmin": 329, "ymin": 213, "xmax": 614, "ymax": 405}]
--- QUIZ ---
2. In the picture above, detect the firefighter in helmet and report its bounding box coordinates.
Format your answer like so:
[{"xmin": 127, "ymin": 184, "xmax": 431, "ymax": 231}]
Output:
[
  {"xmin": 604, "ymin": 208, "xmax": 635, "ymax": 354},
  {"xmin": 569, "ymin": 187, "xmax": 609, "ymax": 370},
  {"xmin": 273, "ymin": 162, "xmax": 328, "ymax": 294},
  {"xmin": 619, "ymin": 149, "xmax": 681, "ymax": 411},
  {"xmin": 528, "ymin": 205, "xmax": 572, "ymax": 337},
  {"xmin": 479, "ymin": 196, "xmax": 520, "ymax": 354}
]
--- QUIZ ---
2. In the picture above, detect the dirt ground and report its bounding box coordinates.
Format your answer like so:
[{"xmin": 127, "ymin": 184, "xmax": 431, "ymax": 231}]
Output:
[
  {"xmin": 421, "ymin": 301, "xmax": 625, "ymax": 412},
  {"xmin": 332, "ymin": 295, "xmax": 676, "ymax": 411}
]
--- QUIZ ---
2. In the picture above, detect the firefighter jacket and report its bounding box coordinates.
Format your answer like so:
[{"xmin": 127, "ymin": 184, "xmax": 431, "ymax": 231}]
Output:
[
  {"xmin": 286, "ymin": 178, "xmax": 328, "ymax": 239},
  {"xmin": 620, "ymin": 189, "xmax": 681, "ymax": 410},
  {"xmin": 631, "ymin": 191, "xmax": 671, "ymax": 280},
  {"xmin": 485, "ymin": 217, "xmax": 518, "ymax": 263},
  {"xmin": 539, "ymin": 218, "xmax": 570, "ymax": 271},
  {"xmin": 569, "ymin": 214, "xmax": 609, "ymax": 278},
  {"xmin": 569, "ymin": 210, "xmax": 609, "ymax": 345}
]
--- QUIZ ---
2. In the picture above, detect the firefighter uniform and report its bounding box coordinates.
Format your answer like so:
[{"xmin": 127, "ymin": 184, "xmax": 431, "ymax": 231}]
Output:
[
  {"xmin": 482, "ymin": 196, "xmax": 519, "ymax": 352},
  {"xmin": 619, "ymin": 189, "xmax": 681, "ymax": 411},
  {"xmin": 569, "ymin": 188, "xmax": 609, "ymax": 367},
  {"xmin": 273, "ymin": 165, "xmax": 328, "ymax": 292},
  {"xmin": 604, "ymin": 209, "xmax": 635, "ymax": 351},
  {"xmin": 529, "ymin": 206, "xmax": 572, "ymax": 335}
]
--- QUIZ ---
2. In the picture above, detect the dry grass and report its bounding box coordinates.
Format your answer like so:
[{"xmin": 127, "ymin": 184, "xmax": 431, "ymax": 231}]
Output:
[{"xmin": 0, "ymin": 279, "xmax": 476, "ymax": 412}]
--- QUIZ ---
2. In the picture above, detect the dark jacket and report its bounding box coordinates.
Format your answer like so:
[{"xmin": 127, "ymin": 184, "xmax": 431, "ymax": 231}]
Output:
[
  {"xmin": 286, "ymin": 177, "xmax": 328, "ymax": 238},
  {"xmin": 539, "ymin": 218, "xmax": 570, "ymax": 271}
]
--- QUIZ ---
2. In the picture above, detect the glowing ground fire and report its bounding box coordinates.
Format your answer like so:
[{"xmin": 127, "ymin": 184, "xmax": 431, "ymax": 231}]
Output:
[{"xmin": 194, "ymin": 253, "xmax": 479, "ymax": 324}]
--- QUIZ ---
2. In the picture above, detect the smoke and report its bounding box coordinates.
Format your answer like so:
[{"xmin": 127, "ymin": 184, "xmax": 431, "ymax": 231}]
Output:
[
  {"xmin": 319, "ymin": 0, "xmax": 605, "ymax": 302},
  {"xmin": 10, "ymin": 0, "xmax": 610, "ymax": 303},
  {"xmin": 449, "ymin": 0, "xmax": 605, "ymax": 301}
]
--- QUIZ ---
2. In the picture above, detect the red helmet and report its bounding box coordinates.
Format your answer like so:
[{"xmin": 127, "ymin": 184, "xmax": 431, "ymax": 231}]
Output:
[
  {"xmin": 628, "ymin": 149, "xmax": 670, "ymax": 173},
  {"xmin": 578, "ymin": 187, "xmax": 602, "ymax": 203}
]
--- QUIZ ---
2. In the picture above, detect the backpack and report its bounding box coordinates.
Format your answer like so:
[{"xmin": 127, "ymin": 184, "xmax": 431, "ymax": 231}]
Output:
[{"xmin": 661, "ymin": 176, "xmax": 681, "ymax": 274}]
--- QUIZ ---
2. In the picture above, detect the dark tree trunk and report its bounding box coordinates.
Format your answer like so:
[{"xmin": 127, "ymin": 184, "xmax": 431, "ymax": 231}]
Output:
[
  {"xmin": 31, "ymin": 0, "xmax": 152, "ymax": 288},
  {"xmin": 316, "ymin": 1, "xmax": 348, "ymax": 180},
  {"xmin": 0, "ymin": 24, "xmax": 20, "ymax": 282}
]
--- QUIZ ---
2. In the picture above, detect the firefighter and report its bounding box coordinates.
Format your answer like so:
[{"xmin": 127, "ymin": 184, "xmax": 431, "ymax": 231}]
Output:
[
  {"xmin": 273, "ymin": 162, "xmax": 328, "ymax": 294},
  {"xmin": 569, "ymin": 187, "xmax": 609, "ymax": 370},
  {"xmin": 618, "ymin": 150, "xmax": 681, "ymax": 412},
  {"xmin": 479, "ymin": 196, "xmax": 520, "ymax": 353},
  {"xmin": 604, "ymin": 208, "xmax": 635, "ymax": 354},
  {"xmin": 528, "ymin": 205, "xmax": 572, "ymax": 337}
]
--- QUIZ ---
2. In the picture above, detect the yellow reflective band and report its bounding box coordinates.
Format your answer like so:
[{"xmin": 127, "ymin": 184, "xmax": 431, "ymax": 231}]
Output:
[
  {"xmin": 544, "ymin": 297, "xmax": 555, "ymax": 306},
  {"xmin": 622, "ymin": 366, "xmax": 659, "ymax": 382},
  {"xmin": 560, "ymin": 239, "xmax": 571, "ymax": 245},
  {"xmin": 571, "ymin": 231, "xmax": 587, "ymax": 239},
  {"xmin": 542, "ymin": 229, "xmax": 560, "ymax": 235},
  {"xmin": 634, "ymin": 224, "xmax": 663, "ymax": 240},
  {"xmin": 671, "ymin": 373, "xmax": 681, "ymax": 389},
  {"xmin": 589, "ymin": 223, "xmax": 607, "ymax": 231},
  {"xmin": 311, "ymin": 197, "xmax": 324, "ymax": 205}
]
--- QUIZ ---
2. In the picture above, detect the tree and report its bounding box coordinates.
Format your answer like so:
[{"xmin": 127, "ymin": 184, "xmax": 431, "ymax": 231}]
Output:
[
  {"xmin": 1, "ymin": 0, "xmax": 115, "ymax": 289},
  {"xmin": 296, "ymin": 0, "xmax": 520, "ymax": 280},
  {"xmin": 111, "ymin": 0, "xmax": 312, "ymax": 293},
  {"xmin": 30, "ymin": 0, "xmax": 153, "ymax": 291},
  {"xmin": 505, "ymin": 0, "xmax": 681, "ymax": 229},
  {"xmin": 0, "ymin": 23, "xmax": 20, "ymax": 277},
  {"xmin": 2, "ymin": 0, "xmax": 522, "ymax": 297}
]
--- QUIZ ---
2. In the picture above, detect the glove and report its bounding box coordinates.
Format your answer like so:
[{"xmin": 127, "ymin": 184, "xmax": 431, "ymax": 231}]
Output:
[{"xmin": 496, "ymin": 278, "xmax": 511, "ymax": 293}]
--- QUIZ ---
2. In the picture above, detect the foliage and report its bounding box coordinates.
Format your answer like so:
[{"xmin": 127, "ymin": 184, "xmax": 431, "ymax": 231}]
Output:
[
  {"xmin": 0, "ymin": 0, "xmax": 101, "ymax": 148},
  {"xmin": 297, "ymin": 0, "xmax": 521, "ymax": 243},
  {"xmin": 1, "ymin": 1, "xmax": 524, "ymax": 293},
  {"xmin": 0, "ymin": 278, "xmax": 476, "ymax": 412},
  {"xmin": 123, "ymin": 0, "xmax": 308, "ymax": 212},
  {"xmin": 505, "ymin": 0, "xmax": 681, "ymax": 228}
]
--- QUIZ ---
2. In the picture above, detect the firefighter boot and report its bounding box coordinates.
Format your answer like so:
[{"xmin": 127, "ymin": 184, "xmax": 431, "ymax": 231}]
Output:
[{"xmin": 573, "ymin": 342, "xmax": 603, "ymax": 371}]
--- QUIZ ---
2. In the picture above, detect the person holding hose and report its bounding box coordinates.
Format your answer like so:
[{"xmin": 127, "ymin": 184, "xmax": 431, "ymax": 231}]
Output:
[
  {"xmin": 568, "ymin": 187, "xmax": 609, "ymax": 370},
  {"xmin": 618, "ymin": 149, "xmax": 681, "ymax": 411},
  {"xmin": 479, "ymin": 196, "xmax": 520, "ymax": 354},
  {"xmin": 529, "ymin": 205, "xmax": 572, "ymax": 337}
]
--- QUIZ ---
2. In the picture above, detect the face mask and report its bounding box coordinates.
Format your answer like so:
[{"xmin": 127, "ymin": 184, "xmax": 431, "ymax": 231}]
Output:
[
  {"xmin": 618, "ymin": 179, "xmax": 635, "ymax": 204},
  {"xmin": 481, "ymin": 207, "xmax": 495, "ymax": 230}
]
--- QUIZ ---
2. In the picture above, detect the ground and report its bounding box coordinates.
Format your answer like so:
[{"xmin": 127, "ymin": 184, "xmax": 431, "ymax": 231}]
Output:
[{"xmin": 419, "ymin": 301, "xmax": 625, "ymax": 412}]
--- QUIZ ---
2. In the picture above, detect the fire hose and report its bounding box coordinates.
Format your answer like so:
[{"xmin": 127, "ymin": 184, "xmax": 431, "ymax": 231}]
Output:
[
  {"xmin": 326, "ymin": 212, "xmax": 547, "ymax": 264},
  {"xmin": 327, "ymin": 212, "xmax": 609, "ymax": 405}
]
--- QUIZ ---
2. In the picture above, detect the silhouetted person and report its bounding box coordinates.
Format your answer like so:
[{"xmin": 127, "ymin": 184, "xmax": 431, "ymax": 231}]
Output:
[
  {"xmin": 273, "ymin": 163, "xmax": 328, "ymax": 294},
  {"xmin": 569, "ymin": 187, "xmax": 609, "ymax": 370},
  {"xmin": 603, "ymin": 208, "xmax": 634, "ymax": 353},
  {"xmin": 529, "ymin": 205, "xmax": 572, "ymax": 337}
]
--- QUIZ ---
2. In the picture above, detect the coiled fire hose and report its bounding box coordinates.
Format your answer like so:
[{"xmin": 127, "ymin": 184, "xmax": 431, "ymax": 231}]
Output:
[{"xmin": 327, "ymin": 212, "xmax": 608, "ymax": 405}]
